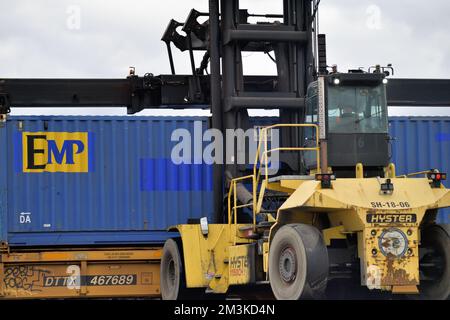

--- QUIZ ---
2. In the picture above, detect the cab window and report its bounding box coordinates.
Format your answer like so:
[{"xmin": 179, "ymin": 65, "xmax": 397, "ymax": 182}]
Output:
[{"xmin": 327, "ymin": 85, "xmax": 388, "ymax": 133}]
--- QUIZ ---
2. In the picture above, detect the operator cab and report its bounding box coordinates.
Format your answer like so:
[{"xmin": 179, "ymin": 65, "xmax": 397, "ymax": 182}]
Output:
[{"xmin": 305, "ymin": 70, "xmax": 390, "ymax": 178}]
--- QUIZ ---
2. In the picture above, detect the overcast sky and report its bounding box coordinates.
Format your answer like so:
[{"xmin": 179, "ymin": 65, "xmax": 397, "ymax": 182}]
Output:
[{"xmin": 1, "ymin": 0, "xmax": 449, "ymax": 116}]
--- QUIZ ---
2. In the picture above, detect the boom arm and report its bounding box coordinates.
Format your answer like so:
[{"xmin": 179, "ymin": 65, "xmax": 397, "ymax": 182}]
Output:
[
  {"xmin": 387, "ymin": 79, "xmax": 450, "ymax": 107},
  {"xmin": 1, "ymin": 76, "xmax": 449, "ymax": 115}
]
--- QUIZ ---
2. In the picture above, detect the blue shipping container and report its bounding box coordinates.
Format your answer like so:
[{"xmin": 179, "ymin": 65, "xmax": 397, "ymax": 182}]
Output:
[
  {"xmin": 0, "ymin": 116, "xmax": 214, "ymax": 247},
  {"xmin": 389, "ymin": 117, "xmax": 450, "ymax": 224},
  {"xmin": 0, "ymin": 115, "xmax": 448, "ymax": 248}
]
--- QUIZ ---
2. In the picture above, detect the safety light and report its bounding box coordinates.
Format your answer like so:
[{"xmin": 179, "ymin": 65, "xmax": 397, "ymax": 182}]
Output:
[
  {"xmin": 333, "ymin": 78, "xmax": 340, "ymax": 85},
  {"xmin": 380, "ymin": 178, "xmax": 394, "ymax": 194},
  {"xmin": 316, "ymin": 173, "xmax": 336, "ymax": 188},
  {"xmin": 427, "ymin": 171, "xmax": 446, "ymax": 188},
  {"xmin": 382, "ymin": 78, "xmax": 388, "ymax": 84}
]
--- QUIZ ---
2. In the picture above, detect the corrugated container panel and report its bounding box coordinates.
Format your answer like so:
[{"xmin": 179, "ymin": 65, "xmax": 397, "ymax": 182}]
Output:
[
  {"xmin": 0, "ymin": 116, "xmax": 213, "ymax": 246},
  {"xmin": 389, "ymin": 117, "xmax": 450, "ymax": 224},
  {"xmin": 0, "ymin": 115, "xmax": 448, "ymax": 248}
]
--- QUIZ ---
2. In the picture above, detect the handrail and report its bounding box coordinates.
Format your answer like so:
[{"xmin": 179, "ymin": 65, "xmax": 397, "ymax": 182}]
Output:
[
  {"xmin": 397, "ymin": 170, "xmax": 434, "ymax": 178},
  {"xmin": 403, "ymin": 170, "xmax": 430, "ymax": 177},
  {"xmin": 253, "ymin": 124, "xmax": 321, "ymax": 198},
  {"xmin": 227, "ymin": 175, "xmax": 256, "ymax": 227},
  {"xmin": 227, "ymin": 123, "xmax": 321, "ymax": 240}
]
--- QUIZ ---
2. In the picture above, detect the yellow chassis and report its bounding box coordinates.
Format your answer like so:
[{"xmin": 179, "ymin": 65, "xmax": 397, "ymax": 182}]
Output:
[{"xmin": 173, "ymin": 175, "xmax": 450, "ymax": 295}]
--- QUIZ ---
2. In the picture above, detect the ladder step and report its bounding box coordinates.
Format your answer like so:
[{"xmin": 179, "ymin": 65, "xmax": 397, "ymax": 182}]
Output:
[
  {"xmin": 239, "ymin": 225, "xmax": 253, "ymax": 231},
  {"xmin": 244, "ymin": 234, "xmax": 260, "ymax": 240},
  {"xmin": 259, "ymin": 209, "xmax": 278, "ymax": 214},
  {"xmin": 257, "ymin": 221, "xmax": 276, "ymax": 228},
  {"xmin": 238, "ymin": 226, "xmax": 260, "ymax": 240}
]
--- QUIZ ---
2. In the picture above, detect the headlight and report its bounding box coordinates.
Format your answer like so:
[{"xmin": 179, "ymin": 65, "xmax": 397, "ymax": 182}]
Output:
[{"xmin": 378, "ymin": 228, "xmax": 408, "ymax": 258}]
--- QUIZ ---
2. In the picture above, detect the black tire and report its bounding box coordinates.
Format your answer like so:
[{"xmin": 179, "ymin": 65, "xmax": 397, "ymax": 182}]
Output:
[
  {"xmin": 418, "ymin": 224, "xmax": 450, "ymax": 300},
  {"xmin": 269, "ymin": 224, "xmax": 329, "ymax": 300},
  {"xmin": 160, "ymin": 238, "xmax": 189, "ymax": 300},
  {"xmin": 160, "ymin": 238, "xmax": 211, "ymax": 300}
]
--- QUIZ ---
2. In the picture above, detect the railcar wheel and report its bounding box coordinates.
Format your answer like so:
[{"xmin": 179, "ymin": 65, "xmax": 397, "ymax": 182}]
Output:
[
  {"xmin": 269, "ymin": 224, "xmax": 329, "ymax": 300},
  {"xmin": 418, "ymin": 225, "xmax": 450, "ymax": 300}
]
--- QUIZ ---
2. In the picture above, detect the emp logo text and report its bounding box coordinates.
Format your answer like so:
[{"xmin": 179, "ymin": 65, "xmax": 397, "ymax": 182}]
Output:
[{"xmin": 15, "ymin": 132, "xmax": 94, "ymax": 173}]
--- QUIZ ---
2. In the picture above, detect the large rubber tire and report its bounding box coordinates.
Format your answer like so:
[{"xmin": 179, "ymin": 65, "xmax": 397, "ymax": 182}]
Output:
[
  {"xmin": 160, "ymin": 238, "xmax": 189, "ymax": 300},
  {"xmin": 418, "ymin": 224, "xmax": 450, "ymax": 300},
  {"xmin": 269, "ymin": 224, "xmax": 329, "ymax": 300}
]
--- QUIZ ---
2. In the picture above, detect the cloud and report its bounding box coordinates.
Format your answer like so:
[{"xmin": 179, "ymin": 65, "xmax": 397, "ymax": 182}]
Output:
[
  {"xmin": 2, "ymin": 0, "xmax": 449, "ymax": 78},
  {"xmin": 2, "ymin": 0, "xmax": 449, "ymax": 116},
  {"xmin": 320, "ymin": 0, "xmax": 450, "ymax": 78}
]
